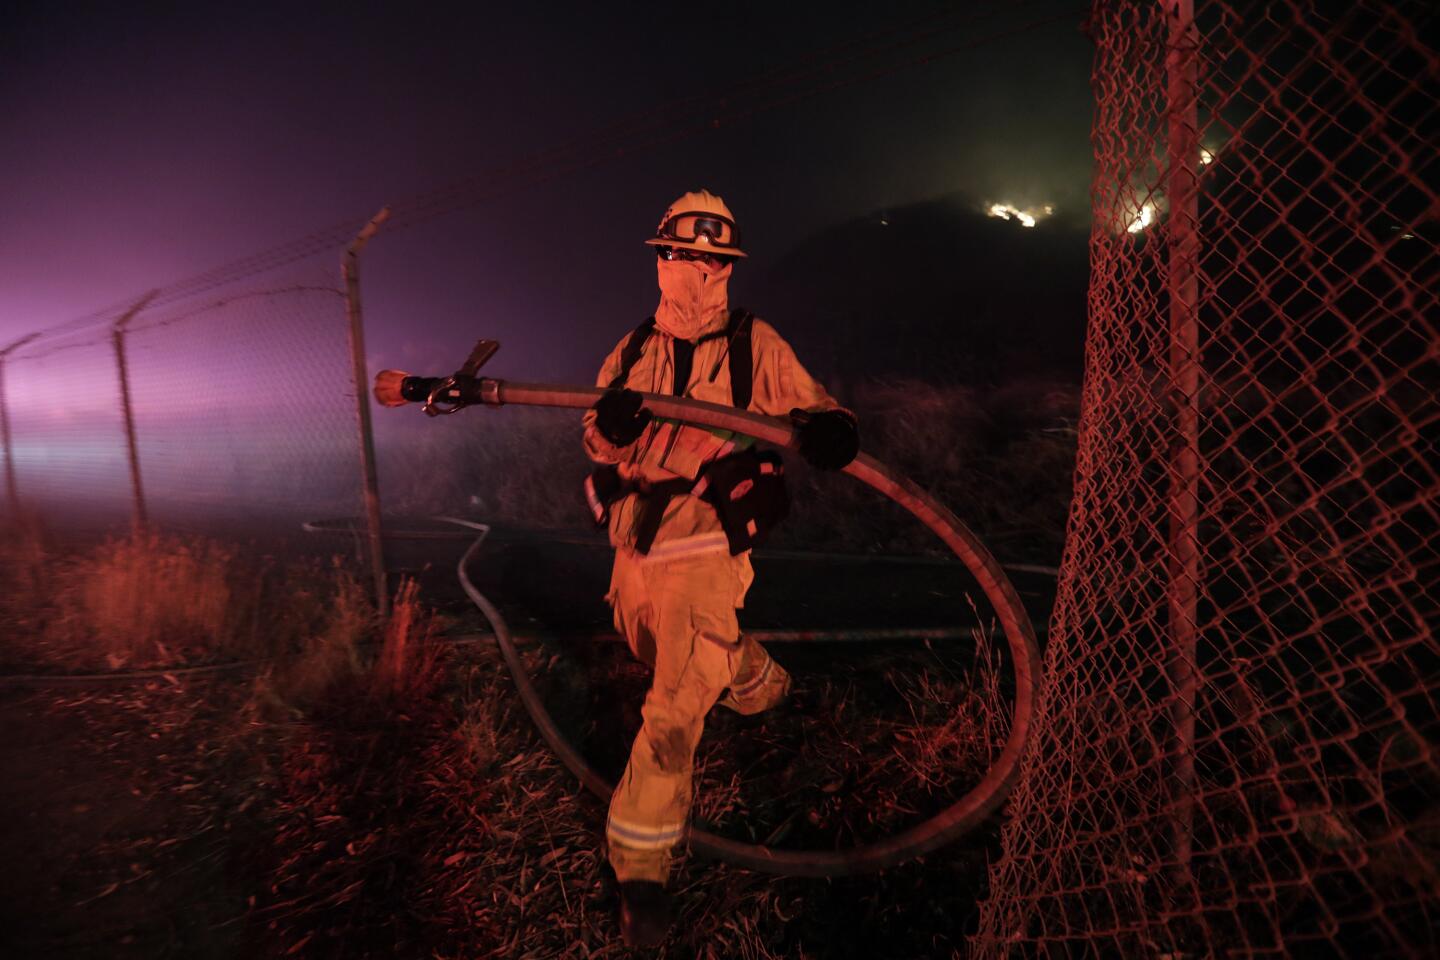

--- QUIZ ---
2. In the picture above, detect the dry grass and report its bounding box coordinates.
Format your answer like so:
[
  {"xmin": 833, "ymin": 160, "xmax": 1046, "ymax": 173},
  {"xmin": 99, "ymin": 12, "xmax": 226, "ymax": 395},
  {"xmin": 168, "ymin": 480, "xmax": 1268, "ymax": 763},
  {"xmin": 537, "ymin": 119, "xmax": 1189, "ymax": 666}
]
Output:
[
  {"xmin": 685, "ymin": 614, "xmax": 1011, "ymax": 851},
  {"xmin": 248, "ymin": 619, "xmax": 1010, "ymax": 956},
  {"xmin": 248, "ymin": 570, "xmax": 373, "ymax": 719},
  {"xmin": 1, "ymin": 529, "xmax": 245, "ymax": 668},
  {"xmin": 871, "ymin": 619, "xmax": 1011, "ymax": 802},
  {"xmin": 249, "ymin": 575, "xmax": 455, "ymax": 721},
  {"xmin": 60, "ymin": 533, "xmax": 235, "ymax": 666},
  {"xmin": 779, "ymin": 378, "xmax": 1077, "ymax": 561},
  {"xmin": 2, "ymin": 543, "xmax": 1014, "ymax": 956},
  {"xmin": 0, "ymin": 509, "xmax": 49, "ymax": 582},
  {"xmin": 370, "ymin": 577, "xmax": 446, "ymax": 701},
  {"xmin": 0, "ymin": 525, "xmax": 387, "ymax": 674},
  {"xmin": 0, "ymin": 511, "xmax": 53, "ymax": 647}
]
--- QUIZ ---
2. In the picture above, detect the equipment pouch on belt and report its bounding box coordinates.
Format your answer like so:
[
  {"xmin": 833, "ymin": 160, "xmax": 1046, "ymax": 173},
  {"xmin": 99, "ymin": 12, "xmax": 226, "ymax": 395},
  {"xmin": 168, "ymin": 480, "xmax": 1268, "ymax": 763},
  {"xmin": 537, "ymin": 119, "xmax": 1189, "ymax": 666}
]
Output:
[
  {"xmin": 693, "ymin": 448, "xmax": 789, "ymax": 554},
  {"xmin": 584, "ymin": 448, "xmax": 789, "ymax": 555},
  {"xmin": 584, "ymin": 464, "xmax": 693, "ymax": 552}
]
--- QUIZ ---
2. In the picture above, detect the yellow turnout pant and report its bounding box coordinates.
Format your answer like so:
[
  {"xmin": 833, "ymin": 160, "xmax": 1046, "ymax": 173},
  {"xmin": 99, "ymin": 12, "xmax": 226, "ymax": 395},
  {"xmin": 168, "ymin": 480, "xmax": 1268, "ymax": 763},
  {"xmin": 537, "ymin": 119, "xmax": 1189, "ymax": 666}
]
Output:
[{"xmin": 605, "ymin": 543, "xmax": 790, "ymax": 883}]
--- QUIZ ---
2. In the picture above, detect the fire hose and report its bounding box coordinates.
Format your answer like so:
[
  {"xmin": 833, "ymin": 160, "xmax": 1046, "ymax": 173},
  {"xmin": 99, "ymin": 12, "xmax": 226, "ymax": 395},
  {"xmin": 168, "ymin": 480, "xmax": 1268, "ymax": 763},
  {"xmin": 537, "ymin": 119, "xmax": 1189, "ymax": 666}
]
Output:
[{"xmin": 375, "ymin": 349, "xmax": 1040, "ymax": 877}]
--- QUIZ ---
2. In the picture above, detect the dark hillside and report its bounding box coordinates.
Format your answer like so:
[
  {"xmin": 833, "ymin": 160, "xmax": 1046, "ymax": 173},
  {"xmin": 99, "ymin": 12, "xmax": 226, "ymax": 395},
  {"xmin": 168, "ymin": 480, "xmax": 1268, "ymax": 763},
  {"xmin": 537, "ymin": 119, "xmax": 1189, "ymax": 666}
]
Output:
[{"xmin": 749, "ymin": 195, "xmax": 1090, "ymax": 392}]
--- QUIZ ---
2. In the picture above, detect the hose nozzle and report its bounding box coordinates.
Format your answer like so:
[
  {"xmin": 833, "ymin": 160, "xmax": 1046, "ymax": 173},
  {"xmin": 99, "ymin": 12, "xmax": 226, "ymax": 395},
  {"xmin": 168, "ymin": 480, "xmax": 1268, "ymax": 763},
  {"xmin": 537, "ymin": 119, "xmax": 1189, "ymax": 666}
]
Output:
[
  {"xmin": 374, "ymin": 369, "xmax": 412, "ymax": 407},
  {"xmin": 373, "ymin": 341, "xmax": 503, "ymax": 415}
]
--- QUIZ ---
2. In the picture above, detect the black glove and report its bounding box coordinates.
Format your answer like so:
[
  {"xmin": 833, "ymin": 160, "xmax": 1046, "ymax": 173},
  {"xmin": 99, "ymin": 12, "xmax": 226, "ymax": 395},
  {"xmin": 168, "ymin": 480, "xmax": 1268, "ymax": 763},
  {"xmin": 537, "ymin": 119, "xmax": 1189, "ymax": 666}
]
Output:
[
  {"xmin": 593, "ymin": 388, "xmax": 653, "ymax": 446},
  {"xmin": 790, "ymin": 407, "xmax": 859, "ymax": 470}
]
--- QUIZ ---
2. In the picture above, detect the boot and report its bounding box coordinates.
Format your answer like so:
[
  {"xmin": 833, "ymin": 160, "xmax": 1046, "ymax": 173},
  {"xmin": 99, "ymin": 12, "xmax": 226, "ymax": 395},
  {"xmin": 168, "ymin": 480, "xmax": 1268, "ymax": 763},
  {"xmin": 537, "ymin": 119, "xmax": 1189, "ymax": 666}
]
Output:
[{"xmin": 618, "ymin": 880, "xmax": 673, "ymax": 948}]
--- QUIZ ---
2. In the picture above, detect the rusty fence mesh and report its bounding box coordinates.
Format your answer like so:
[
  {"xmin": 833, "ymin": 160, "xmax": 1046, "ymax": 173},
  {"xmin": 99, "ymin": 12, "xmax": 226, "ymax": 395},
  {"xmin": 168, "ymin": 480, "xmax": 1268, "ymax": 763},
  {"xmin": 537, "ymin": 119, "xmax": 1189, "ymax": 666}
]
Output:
[
  {"xmin": 975, "ymin": 1, "xmax": 1437, "ymax": 957},
  {"xmin": 0, "ymin": 266, "xmax": 363, "ymax": 542}
]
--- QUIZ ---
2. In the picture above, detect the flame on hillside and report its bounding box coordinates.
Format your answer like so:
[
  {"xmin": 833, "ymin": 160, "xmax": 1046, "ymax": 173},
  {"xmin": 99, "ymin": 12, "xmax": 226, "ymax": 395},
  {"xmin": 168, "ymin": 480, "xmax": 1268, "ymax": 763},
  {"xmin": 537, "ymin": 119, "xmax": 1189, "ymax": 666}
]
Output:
[{"xmin": 986, "ymin": 202, "xmax": 1053, "ymax": 229}]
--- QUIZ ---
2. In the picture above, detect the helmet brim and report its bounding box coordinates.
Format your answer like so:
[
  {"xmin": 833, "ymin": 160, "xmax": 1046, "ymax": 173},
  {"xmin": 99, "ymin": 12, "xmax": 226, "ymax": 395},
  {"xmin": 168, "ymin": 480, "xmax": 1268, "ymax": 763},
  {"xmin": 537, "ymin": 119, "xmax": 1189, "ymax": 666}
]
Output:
[{"xmin": 645, "ymin": 237, "xmax": 747, "ymax": 258}]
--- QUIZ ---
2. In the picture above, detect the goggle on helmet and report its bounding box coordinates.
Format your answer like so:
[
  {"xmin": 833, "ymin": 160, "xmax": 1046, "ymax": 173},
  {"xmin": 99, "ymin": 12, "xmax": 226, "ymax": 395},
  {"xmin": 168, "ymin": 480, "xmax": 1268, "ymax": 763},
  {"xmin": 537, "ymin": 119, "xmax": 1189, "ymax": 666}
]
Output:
[{"xmin": 645, "ymin": 211, "xmax": 748, "ymax": 258}]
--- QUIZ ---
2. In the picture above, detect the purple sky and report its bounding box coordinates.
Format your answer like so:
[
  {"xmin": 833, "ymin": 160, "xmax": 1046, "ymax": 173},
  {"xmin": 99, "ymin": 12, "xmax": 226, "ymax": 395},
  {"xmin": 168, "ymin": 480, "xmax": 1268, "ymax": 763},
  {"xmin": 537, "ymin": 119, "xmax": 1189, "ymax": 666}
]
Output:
[{"xmin": 1, "ymin": 2, "xmax": 1093, "ymax": 381}]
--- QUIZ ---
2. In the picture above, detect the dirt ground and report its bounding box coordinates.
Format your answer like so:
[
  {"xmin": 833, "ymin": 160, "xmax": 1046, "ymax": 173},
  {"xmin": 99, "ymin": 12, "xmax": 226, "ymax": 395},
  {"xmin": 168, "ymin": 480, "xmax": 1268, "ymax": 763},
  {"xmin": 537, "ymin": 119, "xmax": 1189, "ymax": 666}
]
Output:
[{"xmin": 0, "ymin": 681, "xmax": 258, "ymax": 958}]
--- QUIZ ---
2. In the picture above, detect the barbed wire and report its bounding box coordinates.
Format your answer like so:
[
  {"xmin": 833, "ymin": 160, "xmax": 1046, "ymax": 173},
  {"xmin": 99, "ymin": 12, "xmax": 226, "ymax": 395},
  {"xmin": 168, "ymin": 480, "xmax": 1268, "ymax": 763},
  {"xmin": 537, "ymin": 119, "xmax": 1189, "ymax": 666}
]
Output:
[{"xmin": 10, "ymin": 285, "xmax": 346, "ymax": 362}]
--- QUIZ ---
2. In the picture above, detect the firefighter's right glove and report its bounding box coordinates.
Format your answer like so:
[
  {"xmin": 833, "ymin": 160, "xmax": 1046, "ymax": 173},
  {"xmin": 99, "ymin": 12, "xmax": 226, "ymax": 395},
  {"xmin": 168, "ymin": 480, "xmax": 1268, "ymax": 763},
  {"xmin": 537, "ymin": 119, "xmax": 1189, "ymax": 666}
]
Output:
[
  {"xmin": 593, "ymin": 388, "xmax": 653, "ymax": 446},
  {"xmin": 790, "ymin": 407, "xmax": 859, "ymax": 470}
]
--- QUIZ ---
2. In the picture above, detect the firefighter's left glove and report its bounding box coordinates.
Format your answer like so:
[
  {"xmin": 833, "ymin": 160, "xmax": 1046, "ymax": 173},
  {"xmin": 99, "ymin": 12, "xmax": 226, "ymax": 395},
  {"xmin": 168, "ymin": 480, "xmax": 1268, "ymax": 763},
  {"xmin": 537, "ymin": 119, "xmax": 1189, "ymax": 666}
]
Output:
[
  {"xmin": 593, "ymin": 388, "xmax": 653, "ymax": 446},
  {"xmin": 791, "ymin": 408, "xmax": 859, "ymax": 470}
]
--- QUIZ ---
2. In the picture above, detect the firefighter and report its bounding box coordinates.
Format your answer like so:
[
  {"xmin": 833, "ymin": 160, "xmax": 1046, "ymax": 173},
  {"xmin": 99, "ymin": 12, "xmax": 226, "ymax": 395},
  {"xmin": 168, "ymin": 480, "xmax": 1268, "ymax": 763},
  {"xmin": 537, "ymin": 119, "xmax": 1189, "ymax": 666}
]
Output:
[{"xmin": 582, "ymin": 190, "xmax": 859, "ymax": 946}]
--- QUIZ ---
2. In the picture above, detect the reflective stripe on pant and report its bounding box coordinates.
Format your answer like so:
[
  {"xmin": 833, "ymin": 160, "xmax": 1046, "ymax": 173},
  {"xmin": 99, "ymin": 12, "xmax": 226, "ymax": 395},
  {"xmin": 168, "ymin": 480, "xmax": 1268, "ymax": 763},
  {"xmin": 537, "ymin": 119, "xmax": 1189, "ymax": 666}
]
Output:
[
  {"xmin": 605, "ymin": 546, "xmax": 789, "ymax": 883},
  {"xmin": 716, "ymin": 633, "xmax": 791, "ymax": 716}
]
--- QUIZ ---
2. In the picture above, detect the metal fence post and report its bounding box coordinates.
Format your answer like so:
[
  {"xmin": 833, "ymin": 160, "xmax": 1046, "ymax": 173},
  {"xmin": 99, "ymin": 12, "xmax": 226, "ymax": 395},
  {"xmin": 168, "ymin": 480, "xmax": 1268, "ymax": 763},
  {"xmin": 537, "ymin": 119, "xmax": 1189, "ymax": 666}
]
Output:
[
  {"xmin": 0, "ymin": 333, "xmax": 41, "ymax": 520},
  {"xmin": 343, "ymin": 207, "xmax": 392, "ymax": 617},
  {"xmin": 1164, "ymin": 0, "xmax": 1201, "ymax": 880},
  {"xmin": 113, "ymin": 291, "xmax": 160, "ymax": 534}
]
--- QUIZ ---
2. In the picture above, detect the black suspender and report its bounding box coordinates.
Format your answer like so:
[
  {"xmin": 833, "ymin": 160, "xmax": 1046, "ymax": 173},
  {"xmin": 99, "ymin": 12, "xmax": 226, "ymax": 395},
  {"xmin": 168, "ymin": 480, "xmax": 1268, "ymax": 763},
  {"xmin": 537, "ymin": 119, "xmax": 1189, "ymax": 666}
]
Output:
[
  {"xmin": 670, "ymin": 339, "xmax": 695, "ymax": 398},
  {"xmin": 608, "ymin": 309, "xmax": 754, "ymax": 408},
  {"xmin": 608, "ymin": 318, "xmax": 656, "ymax": 390},
  {"xmin": 724, "ymin": 309, "xmax": 754, "ymax": 410}
]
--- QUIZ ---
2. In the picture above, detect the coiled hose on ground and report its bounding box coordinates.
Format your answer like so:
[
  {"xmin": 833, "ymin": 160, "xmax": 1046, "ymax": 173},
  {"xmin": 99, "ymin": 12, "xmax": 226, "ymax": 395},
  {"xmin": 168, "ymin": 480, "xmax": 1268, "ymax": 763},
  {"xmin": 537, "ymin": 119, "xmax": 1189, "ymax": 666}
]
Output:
[{"xmin": 392, "ymin": 375, "xmax": 1041, "ymax": 878}]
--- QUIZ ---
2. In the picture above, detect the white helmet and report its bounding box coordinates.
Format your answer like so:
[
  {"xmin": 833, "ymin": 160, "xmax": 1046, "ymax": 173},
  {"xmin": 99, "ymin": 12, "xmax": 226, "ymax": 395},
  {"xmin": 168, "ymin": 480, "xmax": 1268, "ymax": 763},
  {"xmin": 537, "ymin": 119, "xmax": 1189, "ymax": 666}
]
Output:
[{"xmin": 644, "ymin": 189, "xmax": 747, "ymax": 258}]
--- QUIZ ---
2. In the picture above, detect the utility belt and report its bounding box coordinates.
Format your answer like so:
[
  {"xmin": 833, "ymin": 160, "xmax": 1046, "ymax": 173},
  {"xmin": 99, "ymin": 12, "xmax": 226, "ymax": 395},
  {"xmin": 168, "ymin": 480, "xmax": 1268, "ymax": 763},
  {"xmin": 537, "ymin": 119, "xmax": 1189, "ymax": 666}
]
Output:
[{"xmin": 585, "ymin": 448, "xmax": 789, "ymax": 556}]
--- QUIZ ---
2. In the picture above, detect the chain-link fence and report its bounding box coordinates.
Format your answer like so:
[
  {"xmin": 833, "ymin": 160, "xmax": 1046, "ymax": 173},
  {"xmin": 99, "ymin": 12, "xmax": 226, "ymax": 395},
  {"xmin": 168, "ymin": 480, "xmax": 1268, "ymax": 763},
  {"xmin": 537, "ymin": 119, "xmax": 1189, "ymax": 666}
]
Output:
[
  {"xmin": 0, "ymin": 265, "xmax": 365, "ymax": 544},
  {"xmin": 976, "ymin": 1, "xmax": 1436, "ymax": 956}
]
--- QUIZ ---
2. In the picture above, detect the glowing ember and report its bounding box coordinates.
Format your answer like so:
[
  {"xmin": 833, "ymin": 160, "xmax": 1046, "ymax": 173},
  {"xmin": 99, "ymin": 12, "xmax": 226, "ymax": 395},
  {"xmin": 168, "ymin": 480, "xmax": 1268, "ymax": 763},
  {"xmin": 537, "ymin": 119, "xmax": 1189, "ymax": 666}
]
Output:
[{"xmin": 1126, "ymin": 203, "xmax": 1155, "ymax": 234}]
